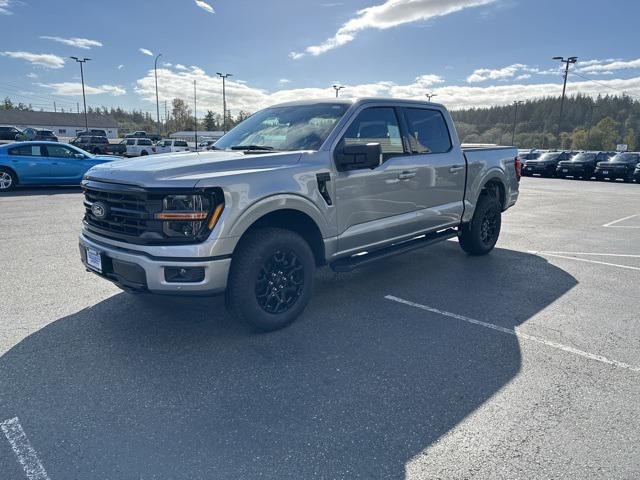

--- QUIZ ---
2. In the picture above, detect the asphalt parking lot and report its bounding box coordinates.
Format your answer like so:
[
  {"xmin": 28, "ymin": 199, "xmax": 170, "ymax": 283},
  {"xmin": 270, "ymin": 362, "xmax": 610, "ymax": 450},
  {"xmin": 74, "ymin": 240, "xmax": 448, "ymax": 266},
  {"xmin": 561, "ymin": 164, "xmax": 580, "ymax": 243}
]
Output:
[{"xmin": 1, "ymin": 178, "xmax": 639, "ymax": 479}]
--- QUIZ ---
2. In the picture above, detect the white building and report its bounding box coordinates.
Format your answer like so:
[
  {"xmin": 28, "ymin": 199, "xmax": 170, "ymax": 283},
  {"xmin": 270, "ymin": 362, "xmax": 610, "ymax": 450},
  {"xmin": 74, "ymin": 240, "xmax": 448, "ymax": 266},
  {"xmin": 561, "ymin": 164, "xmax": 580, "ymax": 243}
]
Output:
[{"xmin": 0, "ymin": 110, "xmax": 119, "ymax": 138}]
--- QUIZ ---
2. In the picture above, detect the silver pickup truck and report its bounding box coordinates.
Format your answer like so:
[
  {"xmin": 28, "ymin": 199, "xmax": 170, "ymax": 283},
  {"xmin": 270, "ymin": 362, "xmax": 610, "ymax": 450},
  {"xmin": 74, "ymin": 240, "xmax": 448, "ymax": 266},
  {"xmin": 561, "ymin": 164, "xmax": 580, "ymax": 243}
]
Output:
[{"xmin": 79, "ymin": 98, "xmax": 520, "ymax": 331}]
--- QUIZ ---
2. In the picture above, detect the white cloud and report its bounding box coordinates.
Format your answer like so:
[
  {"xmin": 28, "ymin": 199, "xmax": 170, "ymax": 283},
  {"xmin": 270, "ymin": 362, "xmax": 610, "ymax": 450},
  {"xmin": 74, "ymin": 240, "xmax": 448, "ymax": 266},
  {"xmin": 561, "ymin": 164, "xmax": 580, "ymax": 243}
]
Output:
[
  {"xmin": 175, "ymin": 64, "xmax": 188, "ymax": 71},
  {"xmin": 278, "ymin": 78, "xmax": 291, "ymax": 85},
  {"xmin": 26, "ymin": 72, "xmax": 38, "ymax": 79},
  {"xmin": 117, "ymin": 64, "xmax": 124, "ymax": 70},
  {"xmin": 135, "ymin": 65, "xmax": 640, "ymax": 114},
  {"xmin": 139, "ymin": 48, "xmax": 153, "ymax": 56},
  {"xmin": 194, "ymin": 0, "xmax": 214, "ymax": 13},
  {"xmin": 0, "ymin": 0, "xmax": 18, "ymax": 15},
  {"xmin": 40, "ymin": 36, "xmax": 103, "ymax": 49},
  {"xmin": 578, "ymin": 58, "xmax": 640, "ymax": 74},
  {"xmin": 162, "ymin": 62, "xmax": 172, "ymax": 67},
  {"xmin": 291, "ymin": 0, "xmax": 497, "ymax": 58},
  {"xmin": 39, "ymin": 82, "xmax": 127, "ymax": 96},
  {"xmin": 1, "ymin": 51, "xmax": 65, "ymax": 69},
  {"xmin": 467, "ymin": 63, "xmax": 561, "ymax": 82}
]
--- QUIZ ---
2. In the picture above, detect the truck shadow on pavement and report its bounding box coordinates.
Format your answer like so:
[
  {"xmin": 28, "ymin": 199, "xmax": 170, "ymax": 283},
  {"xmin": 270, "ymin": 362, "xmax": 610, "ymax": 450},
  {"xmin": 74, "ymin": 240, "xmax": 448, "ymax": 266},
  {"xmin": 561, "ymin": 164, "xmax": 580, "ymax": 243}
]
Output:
[
  {"xmin": 0, "ymin": 186, "xmax": 82, "ymax": 197},
  {"xmin": 0, "ymin": 242, "xmax": 577, "ymax": 479}
]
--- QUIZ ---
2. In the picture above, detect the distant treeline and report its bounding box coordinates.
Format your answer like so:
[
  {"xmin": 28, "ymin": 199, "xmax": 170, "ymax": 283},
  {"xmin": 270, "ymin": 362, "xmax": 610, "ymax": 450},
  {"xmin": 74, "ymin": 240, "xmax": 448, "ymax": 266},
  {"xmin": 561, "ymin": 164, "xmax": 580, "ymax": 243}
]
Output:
[
  {"xmin": 451, "ymin": 94, "xmax": 640, "ymax": 151},
  {"xmin": 3, "ymin": 93, "xmax": 640, "ymax": 149}
]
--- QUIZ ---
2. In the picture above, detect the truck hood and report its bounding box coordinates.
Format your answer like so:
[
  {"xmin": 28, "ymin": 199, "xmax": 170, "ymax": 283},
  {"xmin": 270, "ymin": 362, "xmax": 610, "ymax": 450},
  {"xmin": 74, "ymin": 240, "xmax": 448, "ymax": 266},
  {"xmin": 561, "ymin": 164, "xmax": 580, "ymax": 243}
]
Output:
[{"xmin": 84, "ymin": 150, "xmax": 302, "ymax": 188}]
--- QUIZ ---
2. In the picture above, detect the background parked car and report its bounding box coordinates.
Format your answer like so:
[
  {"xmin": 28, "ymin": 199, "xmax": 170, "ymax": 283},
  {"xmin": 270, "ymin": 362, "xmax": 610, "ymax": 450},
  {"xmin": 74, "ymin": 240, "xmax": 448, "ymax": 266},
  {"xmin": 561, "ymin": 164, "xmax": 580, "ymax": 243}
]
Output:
[
  {"xmin": 0, "ymin": 141, "xmax": 119, "ymax": 191},
  {"xmin": 125, "ymin": 138, "xmax": 156, "ymax": 157},
  {"xmin": 556, "ymin": 151, "xmax": 612, "ymax": 180},
  {"xmin": 593, "ymin": 152, "xmax": 640, "ymax": 182},
  {"xmin": 15, "ymin": 128, "xmax": 58, "ymax": 142},
  {"xmin": 125, "ymin": 131, "xmax": 161, "ymax": 142},
  {"xmin": 155, "ymin": 139, "xmax": 190, "ymax": 154},
  {"xmin": 633, "ymin": 162, "xmax": 640, "ymax": 182},
  {"xmin": 77, "ymin": 129, "xmax": 107, "ymax": 137},
  {"xmin": 0, "ymin": 126, "xmax": 22, "ymax": 141},
  {"xmin": 522, "ymin": 151, "xmax": 573, "ymax": 177},
  {"xmin": 70, "ymin": 136, "xmax": 127, "ymax": 156}
]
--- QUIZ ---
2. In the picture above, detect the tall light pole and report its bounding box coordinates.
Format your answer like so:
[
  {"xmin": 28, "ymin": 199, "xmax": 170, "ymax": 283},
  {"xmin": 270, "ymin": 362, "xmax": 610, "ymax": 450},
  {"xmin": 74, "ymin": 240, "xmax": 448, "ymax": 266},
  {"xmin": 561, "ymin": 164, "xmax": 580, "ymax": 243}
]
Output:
[
  {"xmin": 194, "ymin": 79, "xmax": 198, "ymax": 151},
  {"xmin": 512, "ymin": 100, "xmax": 523, "ymax": 145},
  {"xmin": 552, "ymin": 56, "xmax": 578, "ymax": 144},
  {"xmin": 333, "ymin": 84, "xmax": 344, "ymax": 98},
  {"xmin": 217, "ymin": 72, "xmax": 232, "ymax": 132},
  {"xmin": 70, "ymin": 56, "xmax": 90, "ymax": 132},
  {"xmin": 425, "ymin": 93, "xmax": 437, "ymax": 101},
  {"xmin": 154, "ymin": 53, "xmax": 162, "ymax": 134}
]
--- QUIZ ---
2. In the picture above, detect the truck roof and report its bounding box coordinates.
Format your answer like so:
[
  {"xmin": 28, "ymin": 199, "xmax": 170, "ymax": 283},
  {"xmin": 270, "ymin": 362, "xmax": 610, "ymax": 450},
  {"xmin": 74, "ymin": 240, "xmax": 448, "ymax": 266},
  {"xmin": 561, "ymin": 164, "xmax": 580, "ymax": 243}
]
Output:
[{"xmin": 269, "ymin": 97, "xmax": 443, "ymax": 109}]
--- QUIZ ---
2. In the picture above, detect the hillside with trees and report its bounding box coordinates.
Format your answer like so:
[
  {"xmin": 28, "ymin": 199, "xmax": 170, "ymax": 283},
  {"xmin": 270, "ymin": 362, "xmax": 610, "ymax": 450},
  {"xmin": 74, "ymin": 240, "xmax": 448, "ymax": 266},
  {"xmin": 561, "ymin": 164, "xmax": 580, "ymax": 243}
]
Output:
[{"xmin": 452, "ymin": 94, "xmax": 640, "ymax": 151}]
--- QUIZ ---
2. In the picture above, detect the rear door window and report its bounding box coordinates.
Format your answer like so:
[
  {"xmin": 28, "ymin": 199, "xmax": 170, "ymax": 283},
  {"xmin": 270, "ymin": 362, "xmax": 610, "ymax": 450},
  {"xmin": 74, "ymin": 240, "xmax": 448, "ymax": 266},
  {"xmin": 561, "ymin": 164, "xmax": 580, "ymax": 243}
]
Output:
[
  {"xmin": 139, "ymin": 139, "xmax": 152, "ymax": 146},
  {"xmin": 403, "ymin": 108, "xmax": 452, "ymax": 154},
  {"xmin": 175, "ymin": 141, "xmax": 188, "ymax": 147},
  {"xmin": 8, "ymin": 145, "xmax": 44, "ymax": 156}
]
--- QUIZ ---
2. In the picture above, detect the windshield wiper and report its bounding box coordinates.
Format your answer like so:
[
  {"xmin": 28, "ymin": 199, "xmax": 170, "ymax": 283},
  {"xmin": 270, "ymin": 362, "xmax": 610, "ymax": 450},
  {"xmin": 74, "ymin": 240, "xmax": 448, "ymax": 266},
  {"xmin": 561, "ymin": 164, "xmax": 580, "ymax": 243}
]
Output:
[{"xmin": 230, "ymin": 145, "xmax": 275, "ymax": 151}]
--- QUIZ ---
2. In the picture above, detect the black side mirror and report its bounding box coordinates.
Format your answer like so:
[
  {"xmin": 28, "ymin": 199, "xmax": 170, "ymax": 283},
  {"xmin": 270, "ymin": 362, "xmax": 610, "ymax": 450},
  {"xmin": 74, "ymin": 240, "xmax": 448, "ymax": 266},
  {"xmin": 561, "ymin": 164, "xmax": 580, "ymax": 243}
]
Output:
[{"xmin": 335, "ymin": 142, "xmax": 382, "ymax": 171}]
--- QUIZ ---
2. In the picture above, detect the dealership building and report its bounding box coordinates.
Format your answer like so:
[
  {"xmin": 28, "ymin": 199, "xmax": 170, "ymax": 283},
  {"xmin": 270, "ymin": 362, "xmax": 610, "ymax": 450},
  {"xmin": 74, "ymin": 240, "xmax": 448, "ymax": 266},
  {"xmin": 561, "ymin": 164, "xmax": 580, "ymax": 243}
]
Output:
[{"xmin": 0, "ymin": 110, "xmax": 119, "ymax": 138}]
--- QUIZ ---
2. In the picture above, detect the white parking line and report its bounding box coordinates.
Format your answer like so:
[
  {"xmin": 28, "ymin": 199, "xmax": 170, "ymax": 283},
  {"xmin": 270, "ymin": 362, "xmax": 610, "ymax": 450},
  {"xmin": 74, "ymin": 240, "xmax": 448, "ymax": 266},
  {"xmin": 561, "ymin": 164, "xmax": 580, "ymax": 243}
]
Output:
[
  {"xmin": 531, "ymin": 251, "xmax": 640, "ymax": 258},
  {"xmin": 530, "ymin": 251, "xmax": 640, "ymax": 272},
  {"xmin": 385, "ymin": 295, "xmax": 640, "ymax": 373},
  {"xmin": 1, "ymin": 417, "xmax": 50, "ymax": 480},
  {"xmin": 602, "ymin": 213, "xmax": 640, "ymax": 228}
]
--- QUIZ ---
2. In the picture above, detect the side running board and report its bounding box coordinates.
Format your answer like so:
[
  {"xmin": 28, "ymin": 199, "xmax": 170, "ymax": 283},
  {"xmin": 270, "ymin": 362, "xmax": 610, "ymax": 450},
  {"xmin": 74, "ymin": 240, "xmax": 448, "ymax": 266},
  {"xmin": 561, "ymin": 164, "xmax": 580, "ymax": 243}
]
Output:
[{"xmin": 329, "ymin": 228, "xmax": 458, "ymax": 272}]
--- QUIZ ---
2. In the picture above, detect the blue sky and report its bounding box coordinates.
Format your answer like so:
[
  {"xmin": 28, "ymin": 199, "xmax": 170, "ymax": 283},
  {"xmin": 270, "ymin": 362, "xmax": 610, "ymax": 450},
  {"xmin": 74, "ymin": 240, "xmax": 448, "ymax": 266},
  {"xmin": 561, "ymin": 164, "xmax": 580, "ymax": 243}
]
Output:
[{"xmin": 1, "ymin": 0, "xmax": 639, "ymax": 118}]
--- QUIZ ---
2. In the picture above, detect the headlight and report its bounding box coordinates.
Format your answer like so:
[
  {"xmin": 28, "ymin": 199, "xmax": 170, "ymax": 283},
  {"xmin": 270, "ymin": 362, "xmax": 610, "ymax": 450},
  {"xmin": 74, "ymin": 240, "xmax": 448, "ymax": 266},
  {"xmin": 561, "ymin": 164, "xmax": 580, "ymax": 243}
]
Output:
[{"xmin": 155, "ymin": 193, "xmax": 224, "ymax": 239}]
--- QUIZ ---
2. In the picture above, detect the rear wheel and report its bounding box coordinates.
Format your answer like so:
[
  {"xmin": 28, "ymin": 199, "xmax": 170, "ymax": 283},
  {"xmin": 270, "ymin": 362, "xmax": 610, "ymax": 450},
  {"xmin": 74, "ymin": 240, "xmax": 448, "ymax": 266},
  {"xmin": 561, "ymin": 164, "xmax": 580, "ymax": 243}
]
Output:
[
  {"xmin": 140, "ymin": 150, "xmax": 148, "ymax": 156},
  {"xmin": 458, "ymin": 193, "xmax": 502, "ymax": 256},
  {"xmin": 226, "ymin": 227, "xmax": 316, "ymax": 332},
  {"xmin": 0, "ymin": 168, "xmax": 17, "ymax": 192}
]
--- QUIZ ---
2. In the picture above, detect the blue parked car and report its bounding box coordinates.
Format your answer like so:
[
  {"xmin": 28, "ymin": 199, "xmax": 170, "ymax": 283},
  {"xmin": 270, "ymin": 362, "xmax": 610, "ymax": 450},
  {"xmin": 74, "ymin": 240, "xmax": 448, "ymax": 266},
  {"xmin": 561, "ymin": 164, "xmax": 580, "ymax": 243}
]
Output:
[{"xmin": 0, "ymin": 141, "xmax": 121, "ymax": 192}]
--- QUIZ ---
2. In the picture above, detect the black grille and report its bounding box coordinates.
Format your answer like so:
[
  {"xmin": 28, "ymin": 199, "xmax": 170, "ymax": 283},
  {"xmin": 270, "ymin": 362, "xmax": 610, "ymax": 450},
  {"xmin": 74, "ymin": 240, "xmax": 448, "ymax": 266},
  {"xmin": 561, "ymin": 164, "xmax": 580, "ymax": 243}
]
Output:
[{"xmin": 83, "ymin": 181, "xmax": 167, "ymax": 243}]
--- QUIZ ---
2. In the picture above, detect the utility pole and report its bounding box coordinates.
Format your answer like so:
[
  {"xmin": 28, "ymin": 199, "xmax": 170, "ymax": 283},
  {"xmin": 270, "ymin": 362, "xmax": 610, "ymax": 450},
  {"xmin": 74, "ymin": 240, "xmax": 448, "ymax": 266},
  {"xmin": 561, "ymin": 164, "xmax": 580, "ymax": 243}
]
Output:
[
  {"xmin": 332, "ymin": 84, "xmax": 344, "ymax": 98},
  {"xmin": 511, "ymin": 100, "xmax": 523, "ymax": 145},
  {"xmin": 76, "ymin": 102, "xmax": 80, "ymax": 114},
  {"xmin": 552, "ymin": 56, "xmax": 578, "ymax": 145},
  {"xmin": 425, "ymin": 93, "xmax": 437, "ymax": 101},
  {"xmin": 154, "ymin": 53, "xmax": 162, "ymax": 134},
  {"xmin": 53, "ymin": 101, "xmax": 56, "ymax": 113},
  {"xmin": 164, "ymin": 100, "xmax": 168, "ymax": 133},
  {"xmin": 194, "ymin": 79, "xmax": 198, "ymax": 151},
  {"xmin": 70, "ymin": 56, "xmax": 91, "ymax": 132},
  {"xmin": 217, "ymin": 72, "xmax": 232, "ymax": 132}
]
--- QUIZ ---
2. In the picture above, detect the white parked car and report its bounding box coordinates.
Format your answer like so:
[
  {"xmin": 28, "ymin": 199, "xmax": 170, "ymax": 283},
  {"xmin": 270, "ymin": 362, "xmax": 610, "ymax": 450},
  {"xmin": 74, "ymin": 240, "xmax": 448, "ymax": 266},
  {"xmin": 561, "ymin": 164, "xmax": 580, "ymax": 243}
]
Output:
[
  {"xmin": 125, "ymin": 138, "xmax": 156, "ymax": 157},
  {"xmin": 156, "ymin": 139, "xmax": 190, "ymax": 154}
]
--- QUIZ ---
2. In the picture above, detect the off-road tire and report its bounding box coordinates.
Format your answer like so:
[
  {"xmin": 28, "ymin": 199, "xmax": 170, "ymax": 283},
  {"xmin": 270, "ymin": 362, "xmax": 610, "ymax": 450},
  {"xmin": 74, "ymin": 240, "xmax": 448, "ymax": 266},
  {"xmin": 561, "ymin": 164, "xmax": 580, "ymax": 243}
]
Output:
[
  {"xmin": 458, "ymin": 193, "xmax": 502, "ymax": 256},
  {"xmin": 226, "ymin": 227, "xmax": 316, "ymax": 332}
]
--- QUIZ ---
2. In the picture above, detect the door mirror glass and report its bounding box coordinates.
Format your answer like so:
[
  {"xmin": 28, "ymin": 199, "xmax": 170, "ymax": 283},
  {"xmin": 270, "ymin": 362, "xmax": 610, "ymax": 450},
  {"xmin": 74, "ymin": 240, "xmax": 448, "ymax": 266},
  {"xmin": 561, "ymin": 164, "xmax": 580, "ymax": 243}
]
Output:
[
  {"xmin": 335, "ymin": 142, "xmax": 382, "ymax": 171},
  {"xmin": 74, "ymin": 153, "xmax": 86, "ymax": 159}
]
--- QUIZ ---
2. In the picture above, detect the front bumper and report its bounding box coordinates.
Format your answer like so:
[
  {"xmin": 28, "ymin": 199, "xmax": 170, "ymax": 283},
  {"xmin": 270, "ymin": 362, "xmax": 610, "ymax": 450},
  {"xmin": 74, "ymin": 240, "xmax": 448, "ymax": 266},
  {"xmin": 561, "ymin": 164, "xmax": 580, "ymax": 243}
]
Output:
[
  {"xmin": 556, "ymin": 165, "xmax": 593, "ymax": 177},
  {"xmin": 523, "ymin": 164, "xmax": 555, "ymax": 176},
  {"xmin": 79, "ymin": 233, "xmax": 231, "ymax": 295},
  {"xmin": 594, "ymin": 167, "xmax": 628, "ymax": 179}
]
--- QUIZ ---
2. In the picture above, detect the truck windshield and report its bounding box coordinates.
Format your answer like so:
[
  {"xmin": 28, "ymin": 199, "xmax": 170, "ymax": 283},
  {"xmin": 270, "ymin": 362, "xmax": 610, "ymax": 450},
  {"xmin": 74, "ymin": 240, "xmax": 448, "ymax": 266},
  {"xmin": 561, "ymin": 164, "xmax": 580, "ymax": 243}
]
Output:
[
  {"xmin": 610, "ymin": 153, "xmax": 639, "ymax": 163},
  {"xmin": 571, "ymin": 153, "xmax": 595, "ymax": 162},
  {"xmin": 215, "ymin": 103, "xmax": 349, "ymax": 151}
]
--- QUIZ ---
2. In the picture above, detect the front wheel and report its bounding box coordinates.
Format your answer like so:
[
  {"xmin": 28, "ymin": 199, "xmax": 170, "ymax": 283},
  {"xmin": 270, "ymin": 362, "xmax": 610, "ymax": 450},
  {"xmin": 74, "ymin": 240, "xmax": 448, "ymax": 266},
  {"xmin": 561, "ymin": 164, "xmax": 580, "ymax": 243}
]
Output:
[
  {"xmin": 226, "ymin": 227, "xmax": 316, "ymax": 332},
  {"xmin": 458, "ymin": 194, "xmax": 502, "ymax": 256},
  {"xmin": 0, "ymin": 168, "xmax": 17, "ymax": 192}
]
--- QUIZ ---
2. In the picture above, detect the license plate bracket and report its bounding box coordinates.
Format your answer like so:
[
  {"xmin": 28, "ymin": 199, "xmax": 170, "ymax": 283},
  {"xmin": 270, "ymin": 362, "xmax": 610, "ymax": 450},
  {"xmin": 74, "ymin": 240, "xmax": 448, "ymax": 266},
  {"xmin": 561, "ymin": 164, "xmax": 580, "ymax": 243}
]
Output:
[{"xmin": 86, "ymin": 247, "xmax": 103, "ymax": 273}]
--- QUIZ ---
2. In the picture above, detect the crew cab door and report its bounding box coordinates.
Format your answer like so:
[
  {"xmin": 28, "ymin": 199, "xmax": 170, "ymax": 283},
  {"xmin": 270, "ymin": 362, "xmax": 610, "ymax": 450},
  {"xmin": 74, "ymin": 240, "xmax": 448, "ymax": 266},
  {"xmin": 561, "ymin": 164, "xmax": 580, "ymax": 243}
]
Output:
[
  {"xmin": 398, "ymin": 106, "xmax": 465, "ymax": 229},
  {"xmin": 333, "ymin": 105, "xmax": 430, "ymax": 254}
]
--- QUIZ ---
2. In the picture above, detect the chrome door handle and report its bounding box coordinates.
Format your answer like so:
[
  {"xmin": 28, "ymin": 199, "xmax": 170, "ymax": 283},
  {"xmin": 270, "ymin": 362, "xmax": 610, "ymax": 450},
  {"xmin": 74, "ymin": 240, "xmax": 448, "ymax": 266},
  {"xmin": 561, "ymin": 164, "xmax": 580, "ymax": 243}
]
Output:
[
  {"xmin": 449, "ymin": 165, "xmax": 465, "ymax": 173},
  {"xmin": 397, "ymin": 171, "xmax": 416, "ymax": 180}
]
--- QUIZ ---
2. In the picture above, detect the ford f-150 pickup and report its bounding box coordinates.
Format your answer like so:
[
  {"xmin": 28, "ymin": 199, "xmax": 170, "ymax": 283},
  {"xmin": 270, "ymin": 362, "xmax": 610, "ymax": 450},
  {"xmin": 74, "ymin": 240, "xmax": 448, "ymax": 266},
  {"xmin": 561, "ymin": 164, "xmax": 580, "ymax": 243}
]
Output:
[{"xmin": 79, "ymin": 98, "xmax": 520, "ymax": 331}]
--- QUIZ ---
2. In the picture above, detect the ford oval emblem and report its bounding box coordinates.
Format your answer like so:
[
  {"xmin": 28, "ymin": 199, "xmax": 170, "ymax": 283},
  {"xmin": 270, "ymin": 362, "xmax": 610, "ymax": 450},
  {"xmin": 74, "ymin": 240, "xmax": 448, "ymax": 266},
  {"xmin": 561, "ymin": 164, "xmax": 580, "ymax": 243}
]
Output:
[{"xmin": 91, "ymin": 202, "xmax": 108, "ymax": 219}]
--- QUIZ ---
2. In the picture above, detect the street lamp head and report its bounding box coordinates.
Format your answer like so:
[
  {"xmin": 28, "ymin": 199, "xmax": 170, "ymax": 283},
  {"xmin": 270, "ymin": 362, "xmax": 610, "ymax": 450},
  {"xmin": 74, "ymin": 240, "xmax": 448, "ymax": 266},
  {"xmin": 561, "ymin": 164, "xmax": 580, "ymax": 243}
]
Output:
[
  {"xmin": 552, "ymin": 56, "xmax": 563, "ymax": 61},
  {"xmin": 70, "ymin": 56, "xmax": 78, "ymax": 61},
  {"xmin": 568, "ymin": 56, "xmax": 578, "ymax": 63}
]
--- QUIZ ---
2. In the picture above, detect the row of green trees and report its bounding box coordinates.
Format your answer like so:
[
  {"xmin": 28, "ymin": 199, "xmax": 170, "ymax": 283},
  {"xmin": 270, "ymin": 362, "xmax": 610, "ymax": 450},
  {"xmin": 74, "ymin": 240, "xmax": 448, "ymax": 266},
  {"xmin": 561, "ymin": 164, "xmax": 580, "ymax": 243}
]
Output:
[
  {"xmin": 452, "ymin": 94, "xmax": 640, "ymax": 151},
  {"xmin": 1, "ymin": 96, "xmax": 250, "ymax": 136}
]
